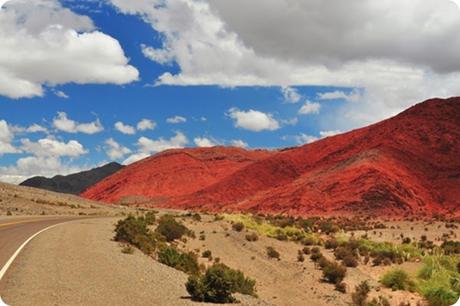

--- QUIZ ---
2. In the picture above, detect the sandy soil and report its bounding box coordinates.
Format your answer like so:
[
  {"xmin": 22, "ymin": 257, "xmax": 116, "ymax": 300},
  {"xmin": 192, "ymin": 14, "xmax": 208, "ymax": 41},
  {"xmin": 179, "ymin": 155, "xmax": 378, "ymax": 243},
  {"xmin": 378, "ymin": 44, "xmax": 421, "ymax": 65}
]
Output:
[
  {"xmin": 176, "ymin": 215, "xmax": 434, "ymax": 306},
  {"xmin": 0, "ymin": 182, "xmax": 134, "ymax": 216},
  {"xmin": 0, "ymin": 218, "xmax": 270, "ymax": 306}
]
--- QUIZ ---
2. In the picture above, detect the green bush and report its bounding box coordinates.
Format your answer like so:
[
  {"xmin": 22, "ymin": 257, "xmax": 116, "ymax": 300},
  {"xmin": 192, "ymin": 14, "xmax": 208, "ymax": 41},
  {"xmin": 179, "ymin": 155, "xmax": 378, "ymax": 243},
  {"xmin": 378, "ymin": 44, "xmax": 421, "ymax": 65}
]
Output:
[
  {"xmin": 423, "ymin": 287, "xmax": 458, "ymax": 306},
  {"xmin": 380, "ymin": 269, "xmax": 415, "ymax": 291},
  {"xmin": 351, "ymin": 281, "xmax": 370, "ymax": 306},
  {"xmin": 114, "ymin": 215, "xmax": 158, "ymax": 254},
  {"xmin": 144, "ymin": 211, "xmax": 156, "ymax": 225},
  {"xmin": 186, "ymin": 264, "xmax": 256, "ymax": 303},
  {"xmin": 266, "ymin": 246, "xmax": 280, "ymax": 260},
  {"xmin": 155, "ymin": 215, "xmax": 190, "ymax": 242},
  {"xmin": 158, "ymin": 247, "xmax": 200, "ymax": 275},
  {"xmin": 322, "ymin": 261, "xmax": 347, "ymax": 284}
]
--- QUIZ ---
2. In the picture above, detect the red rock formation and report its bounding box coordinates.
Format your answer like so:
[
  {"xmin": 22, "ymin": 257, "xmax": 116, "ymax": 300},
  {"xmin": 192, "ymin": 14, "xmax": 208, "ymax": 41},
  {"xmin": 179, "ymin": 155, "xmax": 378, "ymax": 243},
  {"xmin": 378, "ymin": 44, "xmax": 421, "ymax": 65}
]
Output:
[{"xmin": 82, "ymin": 97, "xmax": 460, "ymax": 217}]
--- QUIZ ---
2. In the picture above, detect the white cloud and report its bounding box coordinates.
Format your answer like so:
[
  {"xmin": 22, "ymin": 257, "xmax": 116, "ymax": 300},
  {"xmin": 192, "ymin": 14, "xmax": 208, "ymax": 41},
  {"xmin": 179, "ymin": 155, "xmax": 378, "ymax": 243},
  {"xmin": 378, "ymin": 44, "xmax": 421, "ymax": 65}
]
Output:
[
  {"xmin": 281, "ymin": 86, "xmax": 301, "ymax": 103},
  {"xmin": 110, "ymin": 0, "xmax": 460, "ymax": 129},
  {"xmin": 318, "ymin": 90, "xmax": 361, "ymax": 103},
  {"xmin": 228, "ymin": 108, "xmax": 280, "ymax": 132},
  {"xmin": 137, "ymin": 118, "xmax": 156, "ymax": 131},
  {"xmin": 0, "ymin": 119, "xmax": 18, "ymax": 155},
  {"xmin": 105, "ymin": 138, "xmax": 131, "ymax": 160},
  {"xmin": 20, "ymin": 137, "xmax": 87, "ymax": 157},
  {"xmin": 230, "ymin": 139, "xmax": 248, "ymax": 148},
  {"xmin": 0, "ymin": 0, "xmax": 138, "ymax": 99},
  {"xmin": 298, "ymin": 101, "xmax": 321, "ymax": 115},
  {"xmin": 114, "ymin": 121, "xmax": 135, "ymax": 135},
  {"xmin": 25, "ymin": 124, "xmax": 48, "ymax": 133},
  {"xmin": 166, "ymin": 115, "xmax": 187, "ymax": 124},
  {"xmin": 123, "ymin": 131, "xmax": 188, "ymax": 164},
  {"xmin": 141, "ymin": 43, "xmax": 174, "ymax": 65},
  {"xmin": 54, "ymin": 90, "xmax": 69, "ymax": 99},
  {"xmin": 194, "ymin": 137, "xmax": 217, "ymax": 147},
  {"xmin": 293, "ymin": 130, "xmax": 342, "ymax": 145},
  {"xmin": 53, "ymin": 112, "xmax": 103, "ymax": 134}
]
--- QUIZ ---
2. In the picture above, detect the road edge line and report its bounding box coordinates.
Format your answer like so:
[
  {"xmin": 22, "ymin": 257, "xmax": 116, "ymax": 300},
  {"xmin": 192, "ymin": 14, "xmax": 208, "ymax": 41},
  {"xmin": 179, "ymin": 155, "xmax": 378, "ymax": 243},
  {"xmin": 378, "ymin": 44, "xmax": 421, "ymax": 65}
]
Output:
[{"xmin": 0, "ymin": 222, "xmax": 62, "ymax": 281}]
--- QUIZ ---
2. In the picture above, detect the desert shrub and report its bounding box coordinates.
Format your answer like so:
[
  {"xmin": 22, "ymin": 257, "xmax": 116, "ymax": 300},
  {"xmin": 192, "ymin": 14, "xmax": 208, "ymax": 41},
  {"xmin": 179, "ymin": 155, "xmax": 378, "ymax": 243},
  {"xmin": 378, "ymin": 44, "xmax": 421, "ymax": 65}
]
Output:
[
  {"xmin": 274, "ymin": 229, "xmax": 288, "ymax": 241},
  {"xmin": 351, "ymin": 281, "xmax": 370, "ymax": 306},
  {"xmin": 335, "ymin": 282, "xmax": 346, "ymax": 293},
  {"xmin": 380, "ymin": 269, "xmax": 415, "ymax": 291},
  {"xmin": 417, "ymin": 254, "xmax": 460, "ymax": 306},
  {"xmin": 144, "ymin": 211, "xmax": 156, "ymax": 225},
  {"xmin": 334, "ymin": 246, "xmax": 353, "ymax": 260},
  {"xmin": 245, "ymin": 232, "xmax": 259, "ymax": 242},
  {"xmin": 155, "ymin": 215, "xmax": 190, "ymax": 242},
  {"xmin": 199, "ymin": 234, "xmax": 206, "ymax": 240},
  {"xmin": 310, "ymin": 252, "xmax": 323, "ymax": 262},
  {"xmin": 202, "ymin": 250, "xmax": 212, "ymax": 259},
  {"xmin": 114, "ymin": 215, "xmax": 158, "ymax": 254},
  {"xmin": 192, "ymin": 213, "xmax": 202, "ymax": 222},
  {"xmin": 302, "ymin": 247, "xmax": 311, "ymax": 255},
  {"xmin": 297, "ymin": 250, "xmax": 305, "ymax": 262},
  {"xmin": 318, "ymin": 220, "xmax": 339, "ymax": 234},
  {"xmin": 441, "ymin": 241, "xmax": 460, "ymax": 255},
  {"xmin": 266, "ymin": 246, "xmax": 280, "ymax": 260},
  {"xmin": 121, "ymin": 245, "xmax": 134, "ymax": 254},
  {"xmin": 158, "ymin": 247, "xmax": 200, "ymax": 275},
  {"xmin": 322, "ymin": 261, "xmax": 347, "ymax": 284},
  {"xmin": 186, "ymin": 263, "xmax": 256, "ymax": 303},
  {"xmin": 6, "ymin": 210, "xmax": 12, "ymax": 216},
  {"xmin": 342, "ymin": 254, "xmax": 359, "ymax": 267},
  {"xmin": 318, "ymin": 257, "xmax": 330, "ymax": 269},
  {"xmin": 325, "ymin": 239, "xmax": 339, "ymax": 250},
  {"xmin": 423, "ymin": 287, "xmax": 458, "ymax": 306},
  {"xmin": 232, "ymin": 222, "xmax": 245, "ymax": 232}
]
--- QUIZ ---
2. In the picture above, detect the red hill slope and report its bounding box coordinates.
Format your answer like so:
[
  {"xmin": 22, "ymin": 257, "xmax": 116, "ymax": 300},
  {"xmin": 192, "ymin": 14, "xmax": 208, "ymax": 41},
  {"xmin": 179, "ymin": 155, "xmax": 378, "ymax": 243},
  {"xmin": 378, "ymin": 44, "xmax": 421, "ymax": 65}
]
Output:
[
  {"xmin": 82, "ymin": 97, "xmax": 460, "ymax": 217},
  {"xmin": 166, "ymin": 97, "xmax": 460, "ymax": 217},
  {"xmin": 81, "ymin": 147, "xmax": 274, "ymax": 204}
]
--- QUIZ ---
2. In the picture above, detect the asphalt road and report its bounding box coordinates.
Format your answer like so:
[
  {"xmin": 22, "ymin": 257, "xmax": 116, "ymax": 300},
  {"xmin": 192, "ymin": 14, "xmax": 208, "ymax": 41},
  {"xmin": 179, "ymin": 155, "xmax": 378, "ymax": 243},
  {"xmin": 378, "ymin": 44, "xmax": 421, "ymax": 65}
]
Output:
[{"xmin": 0, "ymin": 216, "xmax": 82, "ymax": 281}]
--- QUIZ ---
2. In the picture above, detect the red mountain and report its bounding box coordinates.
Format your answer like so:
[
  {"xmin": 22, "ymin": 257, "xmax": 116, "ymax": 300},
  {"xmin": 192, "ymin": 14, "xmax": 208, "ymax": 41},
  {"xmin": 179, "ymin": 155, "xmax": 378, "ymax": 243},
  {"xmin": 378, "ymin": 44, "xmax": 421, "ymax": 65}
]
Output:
[
  {"xmin": 83, "ymin": 97, "xmax": 460, "ymax": 217},
  {"xmin": 81, "ymin": 147, "xmax": 274, "ymax": 204}
]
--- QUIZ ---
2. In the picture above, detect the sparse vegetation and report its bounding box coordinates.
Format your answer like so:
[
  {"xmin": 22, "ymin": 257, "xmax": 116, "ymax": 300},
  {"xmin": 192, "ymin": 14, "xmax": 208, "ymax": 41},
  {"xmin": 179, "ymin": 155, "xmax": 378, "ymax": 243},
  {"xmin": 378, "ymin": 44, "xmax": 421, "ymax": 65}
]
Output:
[
  {"xmin": 266, "ymin": 246, "xmax": 280, "ymax": 260},
  {"xmin": 155, "ymin": 215, "xmax": 191, "ymax": 242},
  {"xmin": 121, "ymin": 245, "xmax": 134, "ymax": 254},
  {"xmin": 232, "ymin": 222, "xmax": 245, "ymax": 232},
  {"xmin": 245, "ymin": 232, "xmax": 258, "ymax": 242},
  {"xmin": 114, "ymin": 215, "xmax": 159, "ymax": 255},
  {"xmin": 351, "ymin": 281, "xmax": 370, "ymax": 306},
  {"xmin": 186, "ymin": 263, "xmax": 256, "ymax": 303},
  {"xmin": 321, "ymin": 260, "xmax": 347, "ymax": 284},
  {"xmin": 380, "ymin": 269, "xmax": 415, "ymax": 291},
  {"xmin": 158, "ymin": 247, "xmax": 200, "ymax": 275}
]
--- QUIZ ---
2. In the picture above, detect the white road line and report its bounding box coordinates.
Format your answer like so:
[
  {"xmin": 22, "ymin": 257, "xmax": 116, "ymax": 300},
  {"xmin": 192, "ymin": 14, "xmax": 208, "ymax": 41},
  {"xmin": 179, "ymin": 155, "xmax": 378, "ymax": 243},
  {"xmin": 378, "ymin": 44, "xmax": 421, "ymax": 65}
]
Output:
[{"xmin": 0, "ymin": 222, "xmax": 62, "ymax": 281}]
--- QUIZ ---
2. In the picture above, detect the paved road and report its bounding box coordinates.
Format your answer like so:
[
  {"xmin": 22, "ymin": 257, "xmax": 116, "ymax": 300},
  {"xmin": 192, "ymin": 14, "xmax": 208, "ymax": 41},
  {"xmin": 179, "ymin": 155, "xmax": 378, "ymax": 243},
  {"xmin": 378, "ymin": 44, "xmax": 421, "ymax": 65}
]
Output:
[{"xmin": 0, "ymin": 216, "xmax": 83, "ymax": 279}]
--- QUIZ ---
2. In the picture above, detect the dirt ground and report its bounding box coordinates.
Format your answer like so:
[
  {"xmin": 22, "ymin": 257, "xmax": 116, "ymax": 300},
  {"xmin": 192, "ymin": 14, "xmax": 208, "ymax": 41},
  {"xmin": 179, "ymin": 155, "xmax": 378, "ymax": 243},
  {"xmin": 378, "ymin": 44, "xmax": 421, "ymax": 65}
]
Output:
[{"xmin": 0, "ymin": 218, "xmax": 270, "ymax": 306}]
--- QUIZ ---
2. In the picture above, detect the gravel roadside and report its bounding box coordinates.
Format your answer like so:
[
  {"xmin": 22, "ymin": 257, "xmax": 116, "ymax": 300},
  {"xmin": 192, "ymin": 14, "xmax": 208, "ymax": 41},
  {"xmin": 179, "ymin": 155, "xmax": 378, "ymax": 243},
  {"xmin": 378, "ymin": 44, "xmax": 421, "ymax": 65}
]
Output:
[{"xmin": 0, "ymin": 218, "xmax": 271, "ymax": 306}]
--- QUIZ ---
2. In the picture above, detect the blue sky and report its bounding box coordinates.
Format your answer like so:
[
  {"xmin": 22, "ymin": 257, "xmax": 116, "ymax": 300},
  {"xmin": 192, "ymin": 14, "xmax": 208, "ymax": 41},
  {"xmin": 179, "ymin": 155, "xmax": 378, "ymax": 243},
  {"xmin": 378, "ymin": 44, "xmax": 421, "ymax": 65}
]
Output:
[{"xmin": 1, "ymin": 0, "xmax": 459, "ymax": 183}]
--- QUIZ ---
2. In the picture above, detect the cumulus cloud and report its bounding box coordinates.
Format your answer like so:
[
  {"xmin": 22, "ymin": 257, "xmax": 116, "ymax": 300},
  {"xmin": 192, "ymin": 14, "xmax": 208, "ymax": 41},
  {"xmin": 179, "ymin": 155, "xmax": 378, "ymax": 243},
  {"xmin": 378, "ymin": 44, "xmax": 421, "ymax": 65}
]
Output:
[
  {"xmin": 105, "ymin": 137, "xmax": 131, "ymax": 160},
  {"xmin": 137, "ymin": 118, "xmax": 156, "ymax": 131},
  {"xmin": 114, "ymin": 121, "xmax": 135, "ymax": 135},
  {"xmin": 0, "ymin": 0, "xmax": 138, "ymax": 99},
  {"xmin": 20, "ymin": 137, "xmax": 87, "ymax": 157},
  {"xmin": 281, "ymin": 86, "xmax": 301, "ymax": 103},
  {"xmin": 194, "ymin": 137, "xmax": 217, "ymax": 147},
  {"xmin": 166, "ymin": 116, "xmax": 187, "ymax": 124},
  {"xmin": 228, "ymin": 108, "xmax": 280, "ymax": 132},
  {"xmin": 298, "ymin": 101, "xmax": 321, "ymax": 115},
  {"xmin": 53, "ymin": 90, "xmax": 69, "ymax": 99},
  {"xmin": 230, "ymin": 139, "xmax": 248, "ymax": 148},
  {"xmin": 123, "ymin": 131, "xmax": 188, "ymax": 164},
  {"xmin": 110, "ymin": 0, "xmax": 460, "ymax": 129},
  {"xmin": 0, "ymin": 119, "xmax": 18, "ymax": 155},
  {"xmin": 53, "ymin": 112, "xmax": 103, "ymax": 134},
  {"xmin": 0, "ymin": 136, "xmax": 89, "ymax": 183},
  {"xmin": 293, "ymin": 130, "xmax": 342, "ymax": 145},
  {"xmin": 25, "ymin": 124, "xmax": 48, "ymax": 133},
  {"xmin": 318, "ymin": 90, "xmax": 362, "ymax": 102}
]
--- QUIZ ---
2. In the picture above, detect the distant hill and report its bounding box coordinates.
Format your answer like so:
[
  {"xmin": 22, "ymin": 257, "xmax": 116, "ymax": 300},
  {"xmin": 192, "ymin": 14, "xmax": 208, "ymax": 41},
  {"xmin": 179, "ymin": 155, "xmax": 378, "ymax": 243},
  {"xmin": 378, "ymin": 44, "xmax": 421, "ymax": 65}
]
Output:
[
  {"xmin": 20, "ymin": 162, "xmax": 124, "ymax": 195},
  {"xmin": 82, "ymin": 97, "xmax": 460, "ymax": 218}
]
